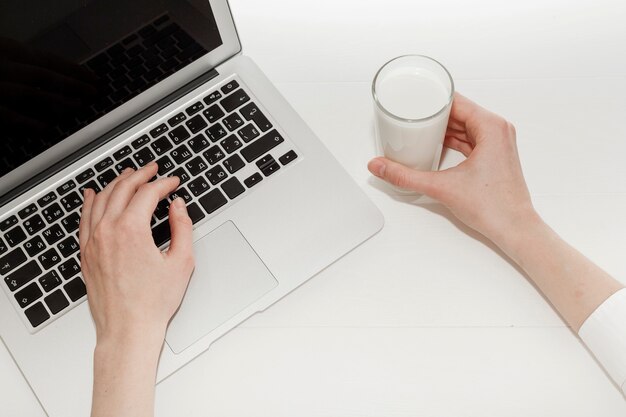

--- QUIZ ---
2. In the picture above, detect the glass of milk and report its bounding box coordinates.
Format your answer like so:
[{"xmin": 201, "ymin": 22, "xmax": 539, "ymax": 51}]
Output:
[{"xmin": 372, "ymin": 55, "xmax": 454, "ymax": 194}]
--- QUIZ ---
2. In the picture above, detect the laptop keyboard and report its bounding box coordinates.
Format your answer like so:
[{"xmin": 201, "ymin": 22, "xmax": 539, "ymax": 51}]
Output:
[{"xmin": 0, "ymin": 78, "xmax": 299, "ymax": 331}]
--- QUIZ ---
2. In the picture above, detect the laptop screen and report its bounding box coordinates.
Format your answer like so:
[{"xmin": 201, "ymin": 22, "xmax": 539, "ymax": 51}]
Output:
[{"xmin": 0, "ymin": 0, "xmax": 223, "ymax": 182}]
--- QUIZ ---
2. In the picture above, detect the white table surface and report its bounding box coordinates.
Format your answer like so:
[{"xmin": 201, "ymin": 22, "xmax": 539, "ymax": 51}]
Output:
[{"xmin": 3, "ymin": 0, "xmax": 626, "ymax": 415}]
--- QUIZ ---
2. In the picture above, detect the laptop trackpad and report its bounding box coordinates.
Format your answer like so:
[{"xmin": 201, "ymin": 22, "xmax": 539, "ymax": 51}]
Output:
[{"xmin": 165, "ymin": 221, "xmax": 278, "ymax": 354}]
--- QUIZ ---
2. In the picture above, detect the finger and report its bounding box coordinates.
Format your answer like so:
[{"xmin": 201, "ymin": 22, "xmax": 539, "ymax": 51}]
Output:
[
  {"xmin": 104, "ymin": 162, "xmax": 159, "ymax": 219},
  {"xmin": 166, "ymin": 198, "xmax": 194, "ymax": 268},
  {"xmin": 368, "ymin": 157, "xmax": 441, "ymax": 198},
  {"xmin": 444, "ymin": 136, "xmax": 473, "ymax": 157},
  {"xmin": 125, "ymin": 176, "xmax": 180, "ymax": 222},
  {"xmin": 89, "ymin": 168, "xmax": 135, "ymax": 230},
  {"xmin": 79, "ymin": 188, "xmax": 95, "ymax": 250},
  {"xmin": 445, "ymin": 126, "xmax": 469, "ymax": 143}
]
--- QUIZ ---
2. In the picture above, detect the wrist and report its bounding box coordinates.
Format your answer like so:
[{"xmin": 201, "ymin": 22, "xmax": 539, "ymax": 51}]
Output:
[
  {"xmin": 95, "ymin": 322, "xmax": 166, "ymax": 358},
  {"xmin": 487, "ymin": 207, "xmax": 548, "ymax": 259}
]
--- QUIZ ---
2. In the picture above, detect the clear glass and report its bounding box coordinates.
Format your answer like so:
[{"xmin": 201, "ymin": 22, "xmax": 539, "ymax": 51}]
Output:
[{"xmin": 372, "ymin": 55, "xmax": 454, "ymax": 194}]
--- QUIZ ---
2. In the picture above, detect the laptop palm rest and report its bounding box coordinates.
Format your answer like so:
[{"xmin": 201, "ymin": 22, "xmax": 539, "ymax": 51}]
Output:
[{"xmin": 165, "ymin": 221, "xmax": 278, "ymax": 354}]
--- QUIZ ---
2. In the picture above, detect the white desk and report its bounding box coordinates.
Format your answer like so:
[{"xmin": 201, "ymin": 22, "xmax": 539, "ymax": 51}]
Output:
[{"xmin": 3, "ymin": 0, "xmax": 626, "ymax": 415}]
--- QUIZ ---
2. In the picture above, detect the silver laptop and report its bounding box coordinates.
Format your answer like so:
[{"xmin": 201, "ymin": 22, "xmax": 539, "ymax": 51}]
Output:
[{"xmin": 0, "ymin": 1, "xmax": 383, "ymax": 415}]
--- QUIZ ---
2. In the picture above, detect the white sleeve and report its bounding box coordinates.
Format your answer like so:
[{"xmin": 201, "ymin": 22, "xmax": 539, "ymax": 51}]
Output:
[{"xmin": 578, "ymin": 288, "xmax": 626, "ymax": 395}]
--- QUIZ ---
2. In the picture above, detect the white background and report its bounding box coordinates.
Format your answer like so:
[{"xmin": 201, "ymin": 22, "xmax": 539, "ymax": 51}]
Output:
[{"xmin": 3, "ymin": 0, "xmax": 626, "ymax": 415}]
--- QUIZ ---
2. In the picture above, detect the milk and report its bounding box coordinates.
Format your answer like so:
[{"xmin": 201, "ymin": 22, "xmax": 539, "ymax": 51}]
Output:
[{"xmin": 374, "ymin": 66, "xmax": 452, "ymax": 173}]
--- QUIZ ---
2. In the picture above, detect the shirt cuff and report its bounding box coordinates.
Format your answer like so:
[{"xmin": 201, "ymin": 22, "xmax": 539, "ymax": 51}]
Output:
[{"xmin": 578, "ymin": 288, "xmax": 626, "ymax": 395}]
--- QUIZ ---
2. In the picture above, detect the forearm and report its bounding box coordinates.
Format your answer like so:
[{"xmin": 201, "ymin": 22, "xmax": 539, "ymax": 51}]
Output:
[
  {"xmin": 91, "ymin": 329, "xmax": 165, "ymax": 417},
  {"xmin": 492, "ymin": 211, "xmax": 623, "ymax": 332}
]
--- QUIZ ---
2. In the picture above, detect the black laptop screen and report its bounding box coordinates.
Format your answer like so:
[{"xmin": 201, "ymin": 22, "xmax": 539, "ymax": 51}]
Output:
[{"xmin": 0, "ymin": 0, "xmax": 222, "ymax": 179}]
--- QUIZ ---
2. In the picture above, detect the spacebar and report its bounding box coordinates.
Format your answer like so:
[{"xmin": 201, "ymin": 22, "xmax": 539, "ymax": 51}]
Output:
[{"xmin": 240, "ymin": 130, "xmax": 284, "ymax": 162}]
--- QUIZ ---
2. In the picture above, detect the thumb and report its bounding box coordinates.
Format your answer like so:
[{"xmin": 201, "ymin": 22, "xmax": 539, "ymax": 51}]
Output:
[
  {"xmin": 166, "ymin": 197, "xmax": 195, "ymax": 268},
  {"xmin": 368, "ymin": 157, "xmax": 440, "ymax": 197}
]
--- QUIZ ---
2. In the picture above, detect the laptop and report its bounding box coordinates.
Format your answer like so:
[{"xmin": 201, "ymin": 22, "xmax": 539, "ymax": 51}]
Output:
[{"xmin": 0, "ymin": 0, "xmax": 384, "ymax": 415}]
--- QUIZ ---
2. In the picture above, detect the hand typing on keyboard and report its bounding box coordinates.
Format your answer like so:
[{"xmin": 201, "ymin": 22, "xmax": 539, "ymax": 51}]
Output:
[{"xmin": 79, "ymin": 161, "xmax": 195, "ymax": 417}]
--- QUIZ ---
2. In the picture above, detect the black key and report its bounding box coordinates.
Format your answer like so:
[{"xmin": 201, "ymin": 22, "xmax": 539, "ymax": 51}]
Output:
[
  {"xmin": 188, "ymin": 176, "xmax": 211, "ymax": 197},
  {"xmin": 0, "ymin": 248, "xmax": 27, "ymax": 276},
  {"xmin": 237, "ymin": 124, "xmax": 260, "ymax": 143},
  {"xmin": 113, "ymin": 145, "xmax": 133, "ymax": 161},
  {"xmin": 23, "ymin": 214, "xmax": 45, "ymax": 235},
  {"xmin": 206, "ymin": 165, "xmax": 228, "ymax": 185},
  {"xmin": 75, "ymin": 168, "xmax": 95, "ymax": 184},
  {"xmin": 14, "ymin": 280, "xmax": 44, "ymax": 316},
  {"xmin": 64, "ymin": 278, "xmax": 87, "ymax": 302},
  {"xmin": 185, "ymin": 115, "xmax": 208, "ymax": 134},
  {"xmin": 187, "ymin": 202, "xmax": 206, "ymax": 224},
  {"xmin": 45, "ymin": 289, "xmax": 70, "ymax": 314},
  {"xmin": 114, "ymin": 158, "xmax": 137, "ymax": 173},
  {"xmin": 58, "ymin": 258, "xmax": 81, "ymax": 280},
  {"xmin": 15, "ymin": 282, "xmax": 43, "ymax": 308},
  {"xmin": 185, "ymin": 156, "xmax": 209, "ymax": 176},
  {"xmin": 202, "ymin": 104, "xmax": 224, "ymax": 124},
  {"xmin": 261, "ymin": 161, "xmax": 280, "ymax": 177},
  {"xmin": 149, "ymin": 123, "xmax": 168, "ymax": 138},
  {"xmin": 60, "ymin": 192, "xmax": 83, "ymax": 212},
  {"xmin": 5, "ymin": 226, "xmax": 26, "ymax": 247},
  {"xmin": 198, "ymin": 189, "xmax": 228, "ymax": 214},
  {"xmin": 244, "ymin": 173, "xmax": 263, "ymax": 188},
  {"xmin": 61, "ymin": 213, "xmax": 81, "ymax": 234},
  {"xmin": 206, "ymin": 123, "xmax": 227, "ymax": 142},
  {"xmin": 4, "ymin": 260, "xmax": 41, "ymax": 291},
  {"xmin": 223, "ymin": 154, "xmax": 245, "ymax": 174},
  {"xmin": 57, "ymin": 236, "xmax": 79, "ymax": 258},
  {"xmin": 18, "ymin": 203, "xmax": 38, "ymax": 219},
  {"xmin": 223, "ymin": 112, "xmax": 244, "ymax": 131},
  {"xmin": 168, "ymin": 167, "xmax": 190, "ymax": 184},
  {"xmin": 0, "ymin": 237, "xmax": 6, "ymax": 255},
  {"xmin": 42, "ymin": 225, "xmax": 65, "ymax": 246},
  {"xmin": 221, "ymin": 80, "xmax": 240, "ymax": 95},
  {"xmin": 42, "ymin": 203, "xmax": 64, "ymax": 224},
  {"xmin": 203, "ymin": 90, "xmax": 222, "ymax": 105},
  {"xmin": 203, "ymin": 146, "xmax": 226, "ymax": 165},
  {"xmin": 221, "ymin": 177, "xmax": 245, "ymax": 199},
  {"xmin": 188, "ymin": 134, "xmax": 211, "ymax": 153},
  {"xmin": 168, "ymin": 112, "xmax": 187, "ymax": 127},
  {"xmin": 24, "ymin": 302, "xmax": 49, "ymax": 327},
  {"xmin": 240, "ymin": 102, "xmax": 273, "ymax": 131},
  {"xmin": 169, "ymin": 187, "xmax": 192, "ymax": 204},
  {"xmin": 241, "ymin": 130, "xmax": 284, "ymax": 163},
  {"xmin": 95, "ymin": 157, "xmax": 114, "ymax": 172},
  {"xmin": 256, "ymin": 154, "xmax": 275, "ymax": 170},
  {"xmin": 171, "ymin": 144, "xmax": 193, "ymax": 164},
  {"xmin": 24, "ymin": 236, "xmax": 46, "ymax": 257},
  {"xmin": 168, "ymin": 125, "xmax": 191, "ymax": 143},
  {"xmin": 220, "ymin": 89, "xmax": 250, "ymax": 113},
  {"xmin": 38, "ymin": 247, "xmax": 62, "ymax": 269},
  {"xmin": 37, "ymin": 191, "xmax": 57, "ymax": 208},
  {"xmin": 133, "ymin": 147, "xmax": 155, "ymax": 166},
  {"xmin": 220, "ymin": 135, "xmax": 243, "ymax": 154},
  {"xmin": 186, "ymin": 101, "xmax": 204, "ymax": 116},
  {"xmin": 97, "ymin": 169, "xmax": 118, "ymax": 188},
  {"xmin": 279, "ymin": 150, "xmax": 298, "ymax": 165},
  {"xmin": 151, "ymin": 221, "xmax": 171, "ymax": 247},
  {"xmin": 56, "ymin": 180, "xmax": 76, "ymax": 196},
  {"xmin": 154, "ymin": 199, "xmax": 170, "ymax": 220},
  {"xmin": 151, "ymin": 136, "xmax": 173, "ymax": 155},
  {"xmin": 156, "ymin": 155, "xmax": 175, "ymax": 175},
  {"xmin": 0, "ymin": 215, "xmax": 18, "ymax": 232},
  {"xmin": 79, "ymin": 180, "xmax": 101, "ymax": 195},
  {"xmin": 131, "ymin": 134, "xmax": 151, "ymax": 149},
  {"xmin": 39, "ymin": 271, "xmax": 62, "ymax": 293}
]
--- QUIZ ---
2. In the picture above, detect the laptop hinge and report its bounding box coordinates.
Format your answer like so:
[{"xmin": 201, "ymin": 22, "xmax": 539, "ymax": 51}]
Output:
[{"xmin": 0, "ymin": 68, "xmax": 219, "ymax": 207}]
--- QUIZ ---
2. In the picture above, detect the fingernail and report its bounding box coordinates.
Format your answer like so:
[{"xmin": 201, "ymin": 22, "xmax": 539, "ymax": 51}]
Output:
[
  {"xmin": 123, "ymin": 167, "xmax": 134, "ymax": 174},
  {"xmin": 369, "ymin": 158, "xmax": 386, "ymax": 178}
]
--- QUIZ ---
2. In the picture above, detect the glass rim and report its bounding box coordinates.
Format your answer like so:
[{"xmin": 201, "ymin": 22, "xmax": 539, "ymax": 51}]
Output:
[{"xmin": 372, "ymin": 54, "xmax": 455, "ymax": 123}]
